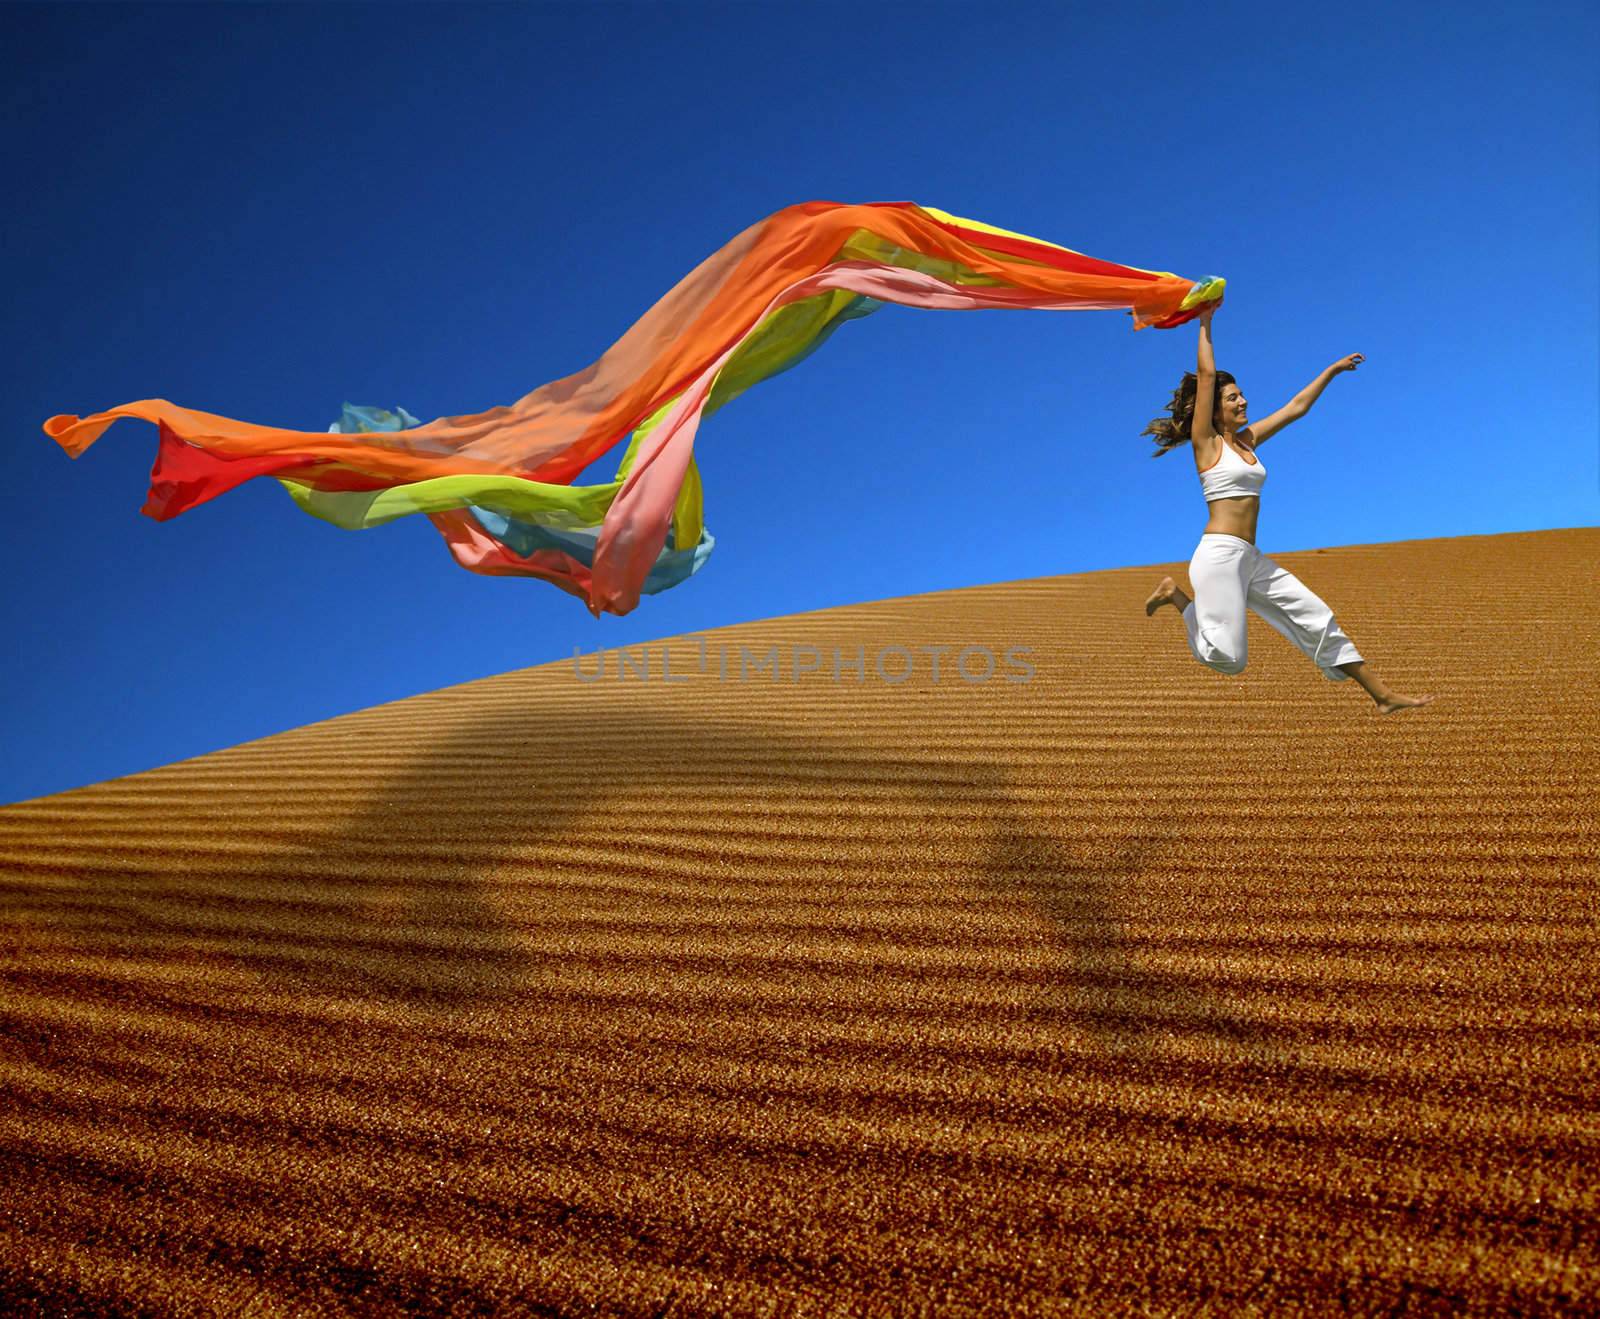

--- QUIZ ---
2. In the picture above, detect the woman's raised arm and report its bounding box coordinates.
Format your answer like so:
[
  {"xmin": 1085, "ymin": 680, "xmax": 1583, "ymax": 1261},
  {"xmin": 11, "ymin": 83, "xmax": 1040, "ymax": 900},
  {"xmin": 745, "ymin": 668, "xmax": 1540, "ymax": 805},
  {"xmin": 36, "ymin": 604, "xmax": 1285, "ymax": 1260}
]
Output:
[{"xmin": 1191, "ymin": 302, "xmax": 1220, "ymax": 443}]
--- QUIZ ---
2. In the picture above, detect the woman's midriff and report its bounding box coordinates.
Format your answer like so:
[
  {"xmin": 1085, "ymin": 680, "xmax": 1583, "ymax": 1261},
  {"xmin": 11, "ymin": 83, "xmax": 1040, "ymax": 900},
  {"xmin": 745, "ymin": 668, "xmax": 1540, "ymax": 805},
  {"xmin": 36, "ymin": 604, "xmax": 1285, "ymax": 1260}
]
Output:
[{"xmin": 1203, "ymin": 495, "xmax": 1259, "ymax": 544}]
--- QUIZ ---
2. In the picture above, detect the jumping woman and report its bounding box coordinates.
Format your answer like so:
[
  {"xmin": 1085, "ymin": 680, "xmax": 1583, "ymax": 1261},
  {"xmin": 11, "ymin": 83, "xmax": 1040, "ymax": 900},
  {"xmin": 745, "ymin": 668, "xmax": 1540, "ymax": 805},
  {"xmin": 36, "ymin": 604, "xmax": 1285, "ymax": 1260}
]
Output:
[{"xmin": 1141, "ymin": 299, "xmax": 1435, "ymax": 714}]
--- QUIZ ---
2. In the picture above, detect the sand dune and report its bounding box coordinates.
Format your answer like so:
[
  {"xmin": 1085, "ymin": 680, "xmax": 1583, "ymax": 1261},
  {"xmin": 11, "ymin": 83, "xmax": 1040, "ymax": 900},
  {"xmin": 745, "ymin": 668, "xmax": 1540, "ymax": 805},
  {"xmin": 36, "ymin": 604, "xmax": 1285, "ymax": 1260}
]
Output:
[{"xmin": 1, "ymin": 527, "xmax": 1596, "ymax": 1316}]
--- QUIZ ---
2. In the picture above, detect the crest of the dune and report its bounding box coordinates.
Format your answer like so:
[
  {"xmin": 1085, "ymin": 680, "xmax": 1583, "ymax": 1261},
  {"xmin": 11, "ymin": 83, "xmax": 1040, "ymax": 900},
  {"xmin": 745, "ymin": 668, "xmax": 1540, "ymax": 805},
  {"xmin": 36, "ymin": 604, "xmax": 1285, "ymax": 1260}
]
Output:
[{"xmin": 1, "ymin": 528, "xmax": 1595, "ymax": 1314}]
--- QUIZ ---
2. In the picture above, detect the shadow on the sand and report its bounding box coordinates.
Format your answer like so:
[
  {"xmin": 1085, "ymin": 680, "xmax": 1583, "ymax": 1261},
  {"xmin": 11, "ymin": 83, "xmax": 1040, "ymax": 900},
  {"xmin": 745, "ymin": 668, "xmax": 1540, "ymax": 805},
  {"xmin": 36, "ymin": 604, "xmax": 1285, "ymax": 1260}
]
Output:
[{"xmin": 3, "ymin": 692, "xmax": 1281, "ymax": 1066}]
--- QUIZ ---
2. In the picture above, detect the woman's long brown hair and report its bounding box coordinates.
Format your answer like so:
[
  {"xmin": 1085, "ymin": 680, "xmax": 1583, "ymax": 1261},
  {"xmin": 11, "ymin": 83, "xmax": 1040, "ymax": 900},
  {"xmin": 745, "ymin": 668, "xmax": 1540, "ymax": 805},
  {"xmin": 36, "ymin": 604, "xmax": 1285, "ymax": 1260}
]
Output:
[{"xmin": 1141, "ymin": 370, "xmax": 1237, "ymax": 457}]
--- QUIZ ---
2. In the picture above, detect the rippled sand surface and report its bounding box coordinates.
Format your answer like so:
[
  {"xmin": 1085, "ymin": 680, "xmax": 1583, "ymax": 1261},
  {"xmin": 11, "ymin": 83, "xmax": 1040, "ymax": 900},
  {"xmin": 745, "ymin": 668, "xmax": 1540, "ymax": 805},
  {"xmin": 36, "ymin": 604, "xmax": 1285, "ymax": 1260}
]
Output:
[{"xmin": 2, "ymin": 528, "xmax": 1595, "ymax": 1316}]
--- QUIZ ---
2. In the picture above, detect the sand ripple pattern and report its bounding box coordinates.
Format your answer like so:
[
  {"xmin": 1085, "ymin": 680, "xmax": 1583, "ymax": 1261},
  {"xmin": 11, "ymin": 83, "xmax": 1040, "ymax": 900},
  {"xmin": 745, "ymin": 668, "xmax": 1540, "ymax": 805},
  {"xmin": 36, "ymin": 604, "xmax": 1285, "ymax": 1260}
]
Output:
[{"xmin": 1, "ymin": 528, "xmax": 1596, "ymax": 1315}]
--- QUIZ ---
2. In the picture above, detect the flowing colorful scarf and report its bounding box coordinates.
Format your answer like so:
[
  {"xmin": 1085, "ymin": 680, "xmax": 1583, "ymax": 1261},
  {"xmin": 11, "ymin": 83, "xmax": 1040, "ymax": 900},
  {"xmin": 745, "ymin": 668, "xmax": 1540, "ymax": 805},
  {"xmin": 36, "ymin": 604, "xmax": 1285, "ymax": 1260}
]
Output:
[{"xmin": 44, "ymin": 201, "xmax": 1223, "ymax": 617}]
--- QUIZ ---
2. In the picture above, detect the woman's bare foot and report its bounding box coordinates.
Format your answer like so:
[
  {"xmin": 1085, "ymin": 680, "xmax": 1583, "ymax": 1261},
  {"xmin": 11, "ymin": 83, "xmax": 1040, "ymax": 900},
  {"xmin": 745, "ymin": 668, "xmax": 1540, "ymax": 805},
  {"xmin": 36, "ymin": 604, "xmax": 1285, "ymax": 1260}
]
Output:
[
  {"xmin": 1145, "ymin": 576, "xmax": 1179, "ymax": 616},
  {"xmin": 1375, "ymin": 692, "xmax": 1438, "ymax": 714}
]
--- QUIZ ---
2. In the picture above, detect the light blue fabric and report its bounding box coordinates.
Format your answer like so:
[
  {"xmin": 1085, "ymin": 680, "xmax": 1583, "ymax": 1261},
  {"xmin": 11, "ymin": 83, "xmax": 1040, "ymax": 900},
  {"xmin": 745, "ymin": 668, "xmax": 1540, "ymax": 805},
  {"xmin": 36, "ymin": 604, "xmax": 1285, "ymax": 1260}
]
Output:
[
  {"xmin": 328, "ymin": 403, "xmax": 425, "ymax": 433},
  {"xmin": 326, "ymin": 403, "xmax": 715, "ymax": 595},
  {"xmin": 468, "ymin": 509, "xmax": 716, "ymax": 595}
]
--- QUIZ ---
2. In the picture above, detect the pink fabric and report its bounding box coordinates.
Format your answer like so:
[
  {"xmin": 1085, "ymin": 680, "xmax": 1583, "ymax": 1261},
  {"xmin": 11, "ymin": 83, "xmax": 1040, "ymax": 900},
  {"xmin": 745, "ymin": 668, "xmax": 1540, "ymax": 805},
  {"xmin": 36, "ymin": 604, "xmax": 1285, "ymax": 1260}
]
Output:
[{"xmin": 428, "ymin": 508, "xmax": 594, "ymax": 602}]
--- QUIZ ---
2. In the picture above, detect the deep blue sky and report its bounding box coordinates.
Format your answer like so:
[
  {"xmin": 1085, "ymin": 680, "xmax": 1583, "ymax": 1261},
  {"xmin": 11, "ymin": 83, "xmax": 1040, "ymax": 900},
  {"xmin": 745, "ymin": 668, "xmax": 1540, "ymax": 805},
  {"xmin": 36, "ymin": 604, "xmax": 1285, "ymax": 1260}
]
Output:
[{"xmin": 4, "ymin": 1, "xmax": 1596, "ymax": 805}]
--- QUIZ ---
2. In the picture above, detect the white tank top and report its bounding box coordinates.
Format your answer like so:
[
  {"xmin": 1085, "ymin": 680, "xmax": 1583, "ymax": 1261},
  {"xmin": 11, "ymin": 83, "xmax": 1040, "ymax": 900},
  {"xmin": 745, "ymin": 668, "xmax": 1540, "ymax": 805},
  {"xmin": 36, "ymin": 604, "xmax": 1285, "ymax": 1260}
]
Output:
[{"xmin": 1197, "ymin": 434, "xmax": 1266, "ymax": 501}]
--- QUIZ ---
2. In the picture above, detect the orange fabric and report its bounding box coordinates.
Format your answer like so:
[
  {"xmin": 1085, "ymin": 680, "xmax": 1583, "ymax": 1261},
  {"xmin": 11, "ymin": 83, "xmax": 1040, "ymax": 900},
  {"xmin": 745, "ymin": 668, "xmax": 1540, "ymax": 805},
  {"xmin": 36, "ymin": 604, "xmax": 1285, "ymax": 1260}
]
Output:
[{"xmin": 44, "ymin": 201, "xmax": 1210, "ymax": 493}]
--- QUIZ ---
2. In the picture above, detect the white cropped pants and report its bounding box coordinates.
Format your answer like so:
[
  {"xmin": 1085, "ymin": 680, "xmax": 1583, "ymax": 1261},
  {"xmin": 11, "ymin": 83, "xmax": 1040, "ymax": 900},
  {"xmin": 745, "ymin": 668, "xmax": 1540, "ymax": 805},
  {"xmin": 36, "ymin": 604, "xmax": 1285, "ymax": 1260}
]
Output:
[{"xmin": 1182, "ymin": 533, "xmax": 1363, "ymax": 681}]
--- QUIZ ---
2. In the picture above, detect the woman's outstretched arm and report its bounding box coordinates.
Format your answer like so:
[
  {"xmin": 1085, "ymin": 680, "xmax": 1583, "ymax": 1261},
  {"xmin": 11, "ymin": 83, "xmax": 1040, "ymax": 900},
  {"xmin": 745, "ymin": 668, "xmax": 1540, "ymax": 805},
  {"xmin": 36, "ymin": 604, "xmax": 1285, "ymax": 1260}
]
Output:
[
  {"xmin": 1247, "ymin": 352, "xmax": 1365, "ymax": 447},
  {"xmin": 1291, "ymin": 353, "xmax": 1365, "ymax": 414}
]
